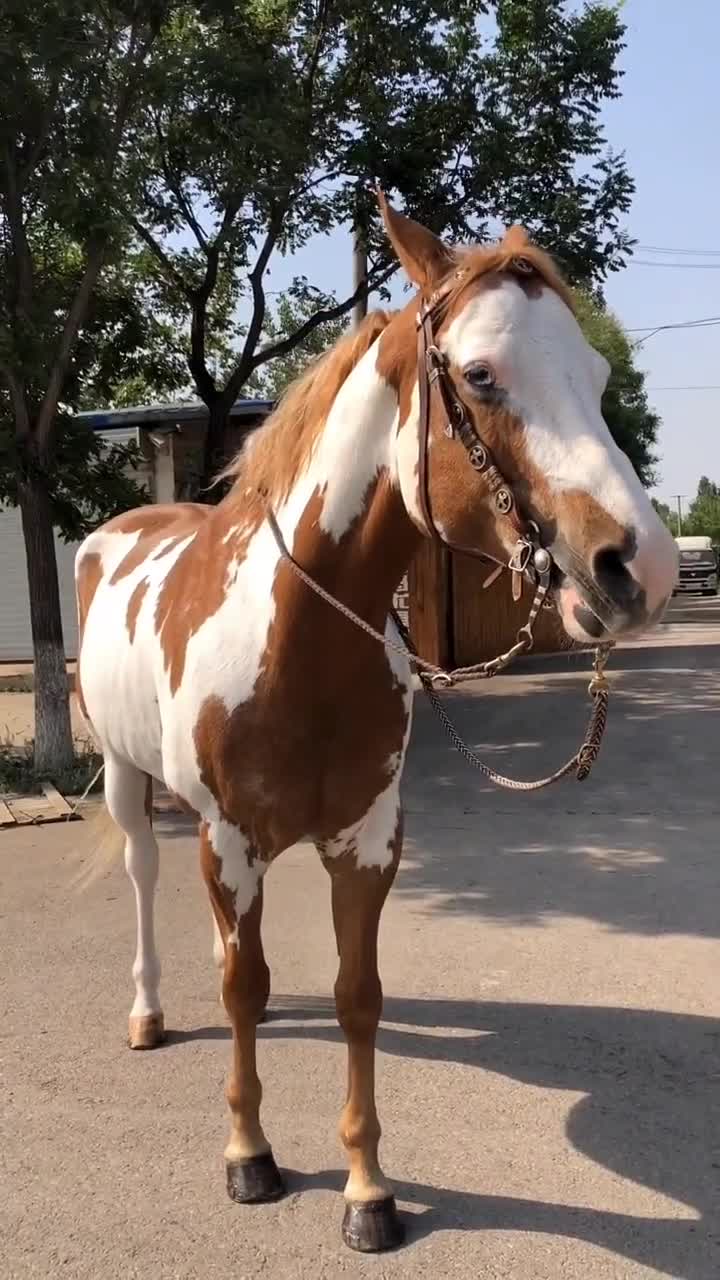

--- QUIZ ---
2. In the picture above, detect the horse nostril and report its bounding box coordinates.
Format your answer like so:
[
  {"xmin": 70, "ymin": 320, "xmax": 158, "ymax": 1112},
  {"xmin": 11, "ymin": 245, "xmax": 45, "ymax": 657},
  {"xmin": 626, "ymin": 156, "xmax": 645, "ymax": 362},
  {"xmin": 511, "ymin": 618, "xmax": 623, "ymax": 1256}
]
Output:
[{"xmin": 593, "ymin": 546, "xmax": 631, "ymax": 596}]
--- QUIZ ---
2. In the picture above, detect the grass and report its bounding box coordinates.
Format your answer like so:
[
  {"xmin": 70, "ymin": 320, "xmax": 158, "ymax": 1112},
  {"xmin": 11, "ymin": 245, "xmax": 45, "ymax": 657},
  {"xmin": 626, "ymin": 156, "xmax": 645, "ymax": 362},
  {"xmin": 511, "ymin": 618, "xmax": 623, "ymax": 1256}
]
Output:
[{"xmin": 0, "ymin": 733, "xmax": 104, "ymax": 798}]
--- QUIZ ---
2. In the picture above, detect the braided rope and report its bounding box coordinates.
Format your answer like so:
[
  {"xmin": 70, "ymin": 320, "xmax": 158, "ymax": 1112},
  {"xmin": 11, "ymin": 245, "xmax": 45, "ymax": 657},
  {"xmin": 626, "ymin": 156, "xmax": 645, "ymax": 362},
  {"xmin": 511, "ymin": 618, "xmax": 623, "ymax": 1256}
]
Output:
[{"xmin": 418, "ymin": 667, "xmax": 609, "ymax": 791}]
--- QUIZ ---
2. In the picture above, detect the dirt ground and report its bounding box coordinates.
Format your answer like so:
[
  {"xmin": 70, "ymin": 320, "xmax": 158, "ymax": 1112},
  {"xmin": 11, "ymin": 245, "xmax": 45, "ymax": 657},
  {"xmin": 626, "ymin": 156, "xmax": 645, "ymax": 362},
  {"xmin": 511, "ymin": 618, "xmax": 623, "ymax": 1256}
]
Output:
[{"xmin": 1, "ymin": 596, "xmax": 719, "ymax": 1278}]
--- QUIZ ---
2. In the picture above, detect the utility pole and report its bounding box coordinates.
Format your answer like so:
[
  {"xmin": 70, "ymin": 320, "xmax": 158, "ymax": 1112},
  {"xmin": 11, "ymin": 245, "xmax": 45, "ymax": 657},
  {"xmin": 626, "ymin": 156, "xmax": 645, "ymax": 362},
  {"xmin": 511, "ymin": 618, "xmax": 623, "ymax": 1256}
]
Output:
[
  {"xmin": 351, "ymin": 219, "xmax": 368, "ymax": 331},
  {"xmin": 669, "ymin": 494, "xmax": 686, "ymax": 536}
]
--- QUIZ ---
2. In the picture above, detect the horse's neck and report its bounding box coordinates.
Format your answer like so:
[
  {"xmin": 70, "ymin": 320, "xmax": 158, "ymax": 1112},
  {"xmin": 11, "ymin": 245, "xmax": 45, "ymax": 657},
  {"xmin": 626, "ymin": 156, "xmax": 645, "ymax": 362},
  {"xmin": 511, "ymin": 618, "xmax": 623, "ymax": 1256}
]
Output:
[{"xmin": 263, "ymin": 339, "xmax": 419, "ymax": 628}]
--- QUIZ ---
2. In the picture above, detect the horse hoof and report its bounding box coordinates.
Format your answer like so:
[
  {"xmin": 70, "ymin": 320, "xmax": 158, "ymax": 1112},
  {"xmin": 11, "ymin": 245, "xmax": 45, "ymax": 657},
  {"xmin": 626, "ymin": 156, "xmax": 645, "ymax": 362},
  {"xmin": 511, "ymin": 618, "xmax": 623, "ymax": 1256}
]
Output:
[
  {"xmin": 226, "ymin": 1152, "xmax": 285, "ymax": 1204},
  {"xmin": 342, "ymin": 1197, "xmax": 405, "ymax": 1252},
  {"xmin": 128, "ymin": 1012, "xmax": 165, "ymax": 1050}
]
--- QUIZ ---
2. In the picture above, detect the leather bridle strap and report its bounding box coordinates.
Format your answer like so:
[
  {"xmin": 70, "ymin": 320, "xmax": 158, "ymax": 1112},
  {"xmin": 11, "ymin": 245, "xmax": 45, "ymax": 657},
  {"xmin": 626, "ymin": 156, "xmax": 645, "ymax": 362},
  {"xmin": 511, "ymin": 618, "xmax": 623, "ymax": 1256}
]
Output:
[{"xmin": 415, "ymin": 294, "xmax": 547, "ymax": 594}]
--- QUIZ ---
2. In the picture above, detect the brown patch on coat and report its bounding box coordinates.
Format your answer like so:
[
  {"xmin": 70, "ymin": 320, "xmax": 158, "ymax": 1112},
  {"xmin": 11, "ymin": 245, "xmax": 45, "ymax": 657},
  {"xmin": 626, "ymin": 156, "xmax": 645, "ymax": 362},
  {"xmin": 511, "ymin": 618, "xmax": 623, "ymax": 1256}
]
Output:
[
  {"xmin": 375, "ymin": 306, "xmax": 417, "ymax": 430},
  {"xmin": 153, "ymin": 509, "xmax": 262, "ymax": 696},
  {"xmin": 108, "ymin": 503, "xmax": 210, "ymax": 584},
  {"xmin": 126, "ymin": 578, "xmax": 150, "ymax": 643},
  {"xmin": 192, "ymin": 479, "xmax": 418, "ymax": 859}
]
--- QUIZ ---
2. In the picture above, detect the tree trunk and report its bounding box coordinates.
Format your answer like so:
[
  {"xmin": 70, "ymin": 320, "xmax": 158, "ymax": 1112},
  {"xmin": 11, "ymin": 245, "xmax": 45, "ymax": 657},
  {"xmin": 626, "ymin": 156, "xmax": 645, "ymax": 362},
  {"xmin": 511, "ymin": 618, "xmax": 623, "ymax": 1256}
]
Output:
[
  {"xmin": 199, "ymin": 397, "xmax": 231, "ymax": 502},
  {"xmin": 17, "ymin": 470, "xmax": 75, "ymax": 775}
]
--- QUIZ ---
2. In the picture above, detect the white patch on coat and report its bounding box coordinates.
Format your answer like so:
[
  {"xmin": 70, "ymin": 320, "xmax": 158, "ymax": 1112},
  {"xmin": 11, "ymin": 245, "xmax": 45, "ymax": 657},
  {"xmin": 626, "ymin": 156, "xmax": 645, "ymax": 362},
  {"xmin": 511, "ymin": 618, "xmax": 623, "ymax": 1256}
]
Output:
[
  {"xmin": 323, "ymin": 617, "xmax": 413, "ymax": 870},
  {"xmin": 77, "ymin": 531, "xmax": 197, "ymax": 777},
  {"xmin": 390, "ymin": 382, "xmax": 426, "ymax": 530},
  {"xmin": 312, "ymin": 343, "xmax": 399, "ymax": 541},
  {"xmin": 206, "ymin": 814, "xmax": 263, "ymax": 919},
  {"xmin": 441, "ymin": 279, "xmax": 678, "ymax": 614}
]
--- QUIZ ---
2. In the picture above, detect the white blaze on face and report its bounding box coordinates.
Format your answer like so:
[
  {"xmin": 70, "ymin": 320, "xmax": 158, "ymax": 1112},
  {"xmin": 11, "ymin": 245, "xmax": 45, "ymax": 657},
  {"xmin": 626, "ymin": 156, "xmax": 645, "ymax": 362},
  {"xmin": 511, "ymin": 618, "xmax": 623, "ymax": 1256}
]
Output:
[{"xmin": 440, "ymin": 279, "xmax": 678, "ymax": 625}]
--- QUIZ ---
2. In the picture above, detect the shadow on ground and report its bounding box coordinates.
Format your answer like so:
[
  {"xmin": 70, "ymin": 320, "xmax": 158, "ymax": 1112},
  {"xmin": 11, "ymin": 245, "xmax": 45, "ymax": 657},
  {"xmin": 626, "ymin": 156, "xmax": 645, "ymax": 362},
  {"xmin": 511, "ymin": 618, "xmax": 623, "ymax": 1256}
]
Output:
[
  {"xmin": 171, "ymin": 994, "xmax": 720, "ymax": 1280},
  {"xmin": 398, "ymin": 639, "xmax": 720, "ymax": 938}
]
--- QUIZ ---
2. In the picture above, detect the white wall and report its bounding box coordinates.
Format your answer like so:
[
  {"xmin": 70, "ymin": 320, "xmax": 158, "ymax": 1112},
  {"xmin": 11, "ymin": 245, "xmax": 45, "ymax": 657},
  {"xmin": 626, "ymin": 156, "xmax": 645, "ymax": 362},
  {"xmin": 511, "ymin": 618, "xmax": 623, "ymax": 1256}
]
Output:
[{"xmin": 0, "ymin": 507, "xmax": 82, "ymax": 661}]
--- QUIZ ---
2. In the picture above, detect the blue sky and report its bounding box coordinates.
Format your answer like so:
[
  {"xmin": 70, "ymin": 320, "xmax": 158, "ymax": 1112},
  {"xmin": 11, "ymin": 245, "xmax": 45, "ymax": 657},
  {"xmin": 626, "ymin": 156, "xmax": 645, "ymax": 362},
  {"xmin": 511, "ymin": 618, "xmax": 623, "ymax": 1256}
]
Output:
[{"xmin": 262, "ymin": 0, "xmax": 718, "ymax": 511}]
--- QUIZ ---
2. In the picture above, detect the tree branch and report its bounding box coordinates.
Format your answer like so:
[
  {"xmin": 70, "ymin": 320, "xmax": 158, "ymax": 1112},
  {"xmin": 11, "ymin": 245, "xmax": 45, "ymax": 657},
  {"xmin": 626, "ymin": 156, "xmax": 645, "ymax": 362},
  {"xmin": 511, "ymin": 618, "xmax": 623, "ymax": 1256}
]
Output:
[
  {"xmin": 0, "ymin": 357, "xmax": 31, "ymax": 440},
  {"xmin": 19, "ymin": 75, "xmax": 61, "ymax": 185},
  {"xmin": 222, "ymin": 208, "xmax": 286, "ymax": 404},
  {"xmin": 34, "ymin": 238, "xmax": 107, "ymax": 453},
  {"xmin": 188, "ymin": 298, "xmax": 218, "ymax": 403},
  {"xmin": 303, "ymin": 0, "xmax": 331, "ymax": 103},
  {"xmin": 129, "ymin": 214, "xmax": 192, "ymax": 295},
  {"xmin": 250, "ymin": 262, "xmax": 396, "ymax": 374},
  {"xmin": 2, "ymin": 143, "xmax": 34, "ymax": 318},
  {"xmin": 185, "ymin": 194, "xmax": 243, "ymax": 402},
  {"xmin": 153, "ymin": 111, "xmax": 208, "ymax": 251}
]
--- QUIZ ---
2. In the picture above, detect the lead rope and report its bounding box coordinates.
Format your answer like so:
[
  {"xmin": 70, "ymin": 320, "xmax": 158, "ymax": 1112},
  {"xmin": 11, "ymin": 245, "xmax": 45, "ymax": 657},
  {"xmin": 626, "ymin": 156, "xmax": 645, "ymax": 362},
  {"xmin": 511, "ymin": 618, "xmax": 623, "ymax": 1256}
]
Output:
[
  {"xmin": 266, "ymin": 508, "xmax": 612, "ymax": 790},
  {"xmin": 394, "ymin": 611, "xmax": 611, "ymax": 791}
]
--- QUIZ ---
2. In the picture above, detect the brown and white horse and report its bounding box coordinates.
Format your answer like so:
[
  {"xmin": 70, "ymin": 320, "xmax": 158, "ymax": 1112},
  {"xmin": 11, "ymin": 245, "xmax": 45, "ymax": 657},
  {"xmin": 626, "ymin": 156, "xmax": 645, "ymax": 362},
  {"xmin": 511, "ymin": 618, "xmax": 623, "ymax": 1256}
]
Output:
[{"xmin": 75, "ymin": 197, "xmax": 677, "ymax": 1251}]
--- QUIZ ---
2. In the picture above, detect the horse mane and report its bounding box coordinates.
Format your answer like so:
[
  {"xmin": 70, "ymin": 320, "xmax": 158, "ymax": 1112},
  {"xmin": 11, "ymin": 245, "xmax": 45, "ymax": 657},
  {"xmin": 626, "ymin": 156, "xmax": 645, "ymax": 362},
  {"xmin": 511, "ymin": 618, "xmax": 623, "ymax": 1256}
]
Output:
[
  {"xmin": 449, "ymin": 226, "xmax": 576, "ymax": 314},
  {"xmin": 223, "ymin": 310, "xmax": 391, "ymax": 506},
  {"xmin": 222, "ymin": 227, "xmax": 571, "ymax": 508}
]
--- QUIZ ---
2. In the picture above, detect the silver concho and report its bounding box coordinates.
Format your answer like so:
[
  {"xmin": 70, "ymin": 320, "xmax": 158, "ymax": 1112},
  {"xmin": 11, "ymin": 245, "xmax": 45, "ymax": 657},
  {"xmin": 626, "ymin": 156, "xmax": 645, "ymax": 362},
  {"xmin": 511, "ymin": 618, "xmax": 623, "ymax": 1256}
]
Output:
[
  {"xmin": 495, "ymin": 488, "xmax": 513, "ymax": 514},
  {"xmin": 468, "ymin": 443, "xmax": 487, "ymax": 471}
]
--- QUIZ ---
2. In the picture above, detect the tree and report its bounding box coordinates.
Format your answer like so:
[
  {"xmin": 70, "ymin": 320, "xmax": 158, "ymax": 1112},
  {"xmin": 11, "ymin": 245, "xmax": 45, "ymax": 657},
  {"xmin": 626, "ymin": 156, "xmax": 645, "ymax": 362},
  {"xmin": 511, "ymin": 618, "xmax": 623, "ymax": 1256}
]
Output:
[
  {"xmin": 0, "ymin": 1, "xmax": 172, "ymax": 773},
  {"xmin": 246, "ymin": 289, "xmax": 349, "ymax": 402},
  {"xmin": 126, "ymin": 0, "xmax": 635, "ymax": 491},
  {"xmin": 685, "ymin": 477, "xmax": 720, "ymax": 544},
  {"xmin": 652, "ymin": 498, "xmax": 678, "ymax": 536},
  {"xmin": 573, "ymin": 291, "xmax": 659, "ymax": 486}
]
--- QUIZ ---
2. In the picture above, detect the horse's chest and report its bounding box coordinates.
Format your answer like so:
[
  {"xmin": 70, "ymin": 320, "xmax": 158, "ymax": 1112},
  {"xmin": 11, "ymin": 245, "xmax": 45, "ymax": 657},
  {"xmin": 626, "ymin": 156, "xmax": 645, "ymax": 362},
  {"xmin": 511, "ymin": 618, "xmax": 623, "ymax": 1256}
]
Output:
[{"xmin": 192, "ymin": 670, "xmax": 410, "ymax": 854}]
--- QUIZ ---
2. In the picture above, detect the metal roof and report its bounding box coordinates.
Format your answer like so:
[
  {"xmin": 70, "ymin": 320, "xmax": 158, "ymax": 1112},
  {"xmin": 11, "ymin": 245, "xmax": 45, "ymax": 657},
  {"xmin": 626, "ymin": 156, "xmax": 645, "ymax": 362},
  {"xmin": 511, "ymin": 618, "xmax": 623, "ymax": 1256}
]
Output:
[{"xmin": 76, "ymin": 398, "xmax": 274, "ymax": 431}]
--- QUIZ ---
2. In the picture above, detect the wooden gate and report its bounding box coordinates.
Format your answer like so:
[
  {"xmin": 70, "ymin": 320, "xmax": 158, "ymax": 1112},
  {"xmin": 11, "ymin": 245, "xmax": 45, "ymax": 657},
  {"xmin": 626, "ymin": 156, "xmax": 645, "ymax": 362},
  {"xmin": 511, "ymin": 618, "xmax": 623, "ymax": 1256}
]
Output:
[{"xmin": 404, "ymin": 540, "xmax": 568, "ymax": 668}]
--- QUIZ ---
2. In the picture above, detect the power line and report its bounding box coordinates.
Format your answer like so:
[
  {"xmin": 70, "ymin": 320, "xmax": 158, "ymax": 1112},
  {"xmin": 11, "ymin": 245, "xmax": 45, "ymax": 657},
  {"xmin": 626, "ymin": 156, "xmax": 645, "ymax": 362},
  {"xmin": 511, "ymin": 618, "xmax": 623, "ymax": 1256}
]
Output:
[
  {"xmin": 638, "ymin": 244, "xmax": 720, "ymax": 257},
  {"xmin": 646, "ymin": 384, "xmax": 720, "ymax": 391},
  {"xmin": 628, "ymin": 259, "xmax": 720, "ymax": 269},
  {"xmin": 628, "ymin": 314, "xmax": 720, "ymax": 336}
]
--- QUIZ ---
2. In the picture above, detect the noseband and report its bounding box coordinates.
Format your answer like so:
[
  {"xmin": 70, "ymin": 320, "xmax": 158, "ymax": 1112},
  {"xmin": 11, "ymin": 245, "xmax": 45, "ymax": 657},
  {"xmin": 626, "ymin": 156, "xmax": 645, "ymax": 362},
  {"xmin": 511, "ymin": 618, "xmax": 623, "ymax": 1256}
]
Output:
[{"xmin": 415, "ymin": 274, "xmax": 553, "ymax": 609}]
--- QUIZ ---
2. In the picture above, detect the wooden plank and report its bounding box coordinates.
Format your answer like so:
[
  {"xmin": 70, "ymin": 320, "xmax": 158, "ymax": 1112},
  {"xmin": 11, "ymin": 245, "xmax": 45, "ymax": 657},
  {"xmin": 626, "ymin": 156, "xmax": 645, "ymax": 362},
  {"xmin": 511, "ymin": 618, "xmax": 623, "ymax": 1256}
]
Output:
[
  {"xmin": 451, "ymin": 552, "xmax": 569, "ymax": 666},
  {"xmin": 40, "ymin": 780, "xmax": 74, "ymax": 817},
  {"xmin": 6, "ymin": 792, "xmax": 80, "ymax": 825},
  {"xmin": 409, "ymin": 540, "xmax": 451, "ymax": 668},
  {"xmin": 7, "ymin": 797, "xmax": 48, "ymax": 825},
  {"xmin": 0, "ymin": 798, "xmax": 16, "ymax": 826}
]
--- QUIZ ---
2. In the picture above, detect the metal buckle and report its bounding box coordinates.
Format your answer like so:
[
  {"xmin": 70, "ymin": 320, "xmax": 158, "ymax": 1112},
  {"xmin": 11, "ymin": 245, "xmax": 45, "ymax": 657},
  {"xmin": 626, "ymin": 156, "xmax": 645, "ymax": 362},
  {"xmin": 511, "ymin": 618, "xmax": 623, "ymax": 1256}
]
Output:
[
  {"xmin": 508, "ymin": 539, "xmax": 533, "ymax": 575},
  {"xmin": 425, "ymin": 345, "xmax": 445, "ymax": 374}
]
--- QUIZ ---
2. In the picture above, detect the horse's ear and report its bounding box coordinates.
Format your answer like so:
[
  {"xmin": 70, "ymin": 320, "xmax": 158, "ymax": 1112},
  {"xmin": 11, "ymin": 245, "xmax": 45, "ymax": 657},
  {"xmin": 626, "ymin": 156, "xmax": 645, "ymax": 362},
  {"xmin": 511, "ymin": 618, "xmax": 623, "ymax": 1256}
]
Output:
[{"xmin": 376, "ymin": 190, "xmax": 454, "ymax": 292}]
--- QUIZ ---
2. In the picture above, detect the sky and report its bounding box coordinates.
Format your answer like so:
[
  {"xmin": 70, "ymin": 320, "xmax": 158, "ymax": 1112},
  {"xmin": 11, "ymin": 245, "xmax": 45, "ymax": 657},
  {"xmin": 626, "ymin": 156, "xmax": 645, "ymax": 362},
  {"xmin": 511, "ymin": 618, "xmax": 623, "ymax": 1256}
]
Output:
[{"xmin": 260, "ymin": 0, "xmax": 719, "ymax": 515}]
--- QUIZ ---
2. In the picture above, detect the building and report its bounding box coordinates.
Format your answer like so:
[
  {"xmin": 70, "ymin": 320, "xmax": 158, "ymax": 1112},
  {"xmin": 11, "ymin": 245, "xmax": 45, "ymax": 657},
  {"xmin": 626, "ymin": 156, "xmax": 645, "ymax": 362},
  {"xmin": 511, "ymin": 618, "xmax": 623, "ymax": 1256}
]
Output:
[{"xmin": 0, "ymin": 398, "xmax": 272, "ymax": 661}]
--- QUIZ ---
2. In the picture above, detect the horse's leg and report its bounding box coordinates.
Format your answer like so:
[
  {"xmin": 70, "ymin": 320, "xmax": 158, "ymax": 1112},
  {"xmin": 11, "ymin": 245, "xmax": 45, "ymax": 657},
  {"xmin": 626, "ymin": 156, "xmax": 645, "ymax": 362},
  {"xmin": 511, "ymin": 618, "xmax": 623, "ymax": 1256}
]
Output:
[
  {"xmin": 320, "ymin": 814, "xmax": 404, "ymax": 1252},
  {"xmin": 104, "ymin": 756, "xmax": 164, "ymax": 1049},
  {"xmin": 212, "ymin": 912, "xmax": 225, "ymax": 1003},
  {"xmin": 212, "ymin": 910, "xmax": 267, "ymax": 1021},
  {"xmin": 200, "ymin": 820, "xmax": 283, "ymax": 1203}
]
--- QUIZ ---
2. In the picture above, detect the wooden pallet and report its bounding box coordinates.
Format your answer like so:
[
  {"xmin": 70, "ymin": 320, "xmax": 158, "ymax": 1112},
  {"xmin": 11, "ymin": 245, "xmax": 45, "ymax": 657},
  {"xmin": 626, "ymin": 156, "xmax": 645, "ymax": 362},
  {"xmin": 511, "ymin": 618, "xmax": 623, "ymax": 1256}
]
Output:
[{"xmin": 0, "ymin": 781, "xmax": 79, "ymax": 827}]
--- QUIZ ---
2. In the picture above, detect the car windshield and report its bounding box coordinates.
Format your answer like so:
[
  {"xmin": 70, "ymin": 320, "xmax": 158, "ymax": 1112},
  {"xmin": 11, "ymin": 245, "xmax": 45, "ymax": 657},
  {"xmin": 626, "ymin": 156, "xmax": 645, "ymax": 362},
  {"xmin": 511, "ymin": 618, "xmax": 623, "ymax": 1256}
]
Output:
[{"xmin": 680, "ymin": 550, "xmax": 713, "ymax": 562}]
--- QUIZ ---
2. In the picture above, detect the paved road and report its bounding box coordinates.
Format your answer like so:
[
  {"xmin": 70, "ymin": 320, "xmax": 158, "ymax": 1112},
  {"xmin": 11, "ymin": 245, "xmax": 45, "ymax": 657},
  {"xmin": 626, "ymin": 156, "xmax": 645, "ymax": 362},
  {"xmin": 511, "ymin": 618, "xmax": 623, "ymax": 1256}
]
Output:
[{"xmin": 2, "ymin": 599, "xmax": 720, "ymax": 1278}]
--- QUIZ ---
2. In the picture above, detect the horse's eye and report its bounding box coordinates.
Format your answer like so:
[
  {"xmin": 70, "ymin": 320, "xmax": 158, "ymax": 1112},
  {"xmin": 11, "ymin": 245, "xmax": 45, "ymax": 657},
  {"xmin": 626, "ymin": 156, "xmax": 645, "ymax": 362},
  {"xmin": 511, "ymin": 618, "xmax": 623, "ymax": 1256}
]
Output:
[{"xmin": 464, "ymin": 362, "xmax": 496, "ymax": 391}]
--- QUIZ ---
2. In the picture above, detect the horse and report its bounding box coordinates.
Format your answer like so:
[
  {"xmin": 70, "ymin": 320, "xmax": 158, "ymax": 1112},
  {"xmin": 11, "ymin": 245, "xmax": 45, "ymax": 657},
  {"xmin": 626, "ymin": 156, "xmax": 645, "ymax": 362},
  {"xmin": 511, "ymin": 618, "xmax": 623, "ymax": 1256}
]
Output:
[{"xmin": 74, "ymin": 193, "xmax": 678, "ymax": 1252}]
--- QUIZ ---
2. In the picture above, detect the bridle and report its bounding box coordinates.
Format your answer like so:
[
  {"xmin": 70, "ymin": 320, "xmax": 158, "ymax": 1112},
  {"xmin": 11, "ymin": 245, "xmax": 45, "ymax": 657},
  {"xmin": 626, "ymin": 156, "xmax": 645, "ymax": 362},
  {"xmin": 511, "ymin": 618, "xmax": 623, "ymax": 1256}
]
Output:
[{"xmin": 415, "ymin": 262, "xmax": 554, "ymax": 620}]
